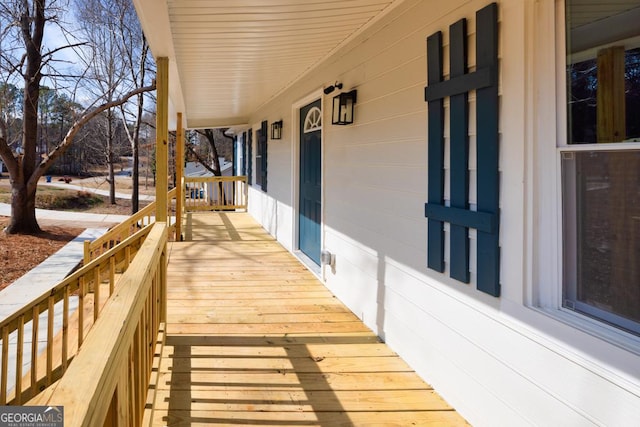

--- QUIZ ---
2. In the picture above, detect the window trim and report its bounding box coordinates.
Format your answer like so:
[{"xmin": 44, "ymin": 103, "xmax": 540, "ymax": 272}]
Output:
[{"xmin": 530, "ymin": 0, "xmax": 640, "ymax": 351}]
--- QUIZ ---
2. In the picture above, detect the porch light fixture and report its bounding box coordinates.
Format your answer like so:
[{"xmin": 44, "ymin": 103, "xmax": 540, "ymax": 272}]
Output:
[
  {"xmin": 331, "ymin": 90, "xmax": 357, "ymax": 125},
  {"xmin": 271, "ymin": 120, "xmax": 283, "ymax": 139}
]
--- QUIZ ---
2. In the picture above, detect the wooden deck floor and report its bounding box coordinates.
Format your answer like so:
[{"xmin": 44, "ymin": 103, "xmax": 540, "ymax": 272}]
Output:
[{"xmin": 150, "ymin": 212, "xmax": 467, "ymax": 426}]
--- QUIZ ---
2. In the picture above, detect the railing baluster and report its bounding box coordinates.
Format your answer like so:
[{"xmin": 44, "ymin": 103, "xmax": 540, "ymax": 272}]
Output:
[
  {"xmin": 94, "ymin": 267, "xmax": 101, "ymax": 321},
  {"xmin": 126, "ymin": 343, "xmax": 136, "ymax": 425},
  {"xmin": 83, "ymin": 240, "xmax": 91, "ymax": 265},
  {"xmin": 46, "ymin": 297, "xmax": 54, "ymax": 386},
  {"xmin": 160, "ymin": 249, "xmax": 167, "ymax": 323},
  {"xmin": 143, "ymin": 306, "xmax": 149, "ymax": 420},
  {"xmin": 62, "ymin": 286, "xmax": 69, "ymax": 371},
  {"xmin": 128, "ymin": 344, "xmax": 136, "ymax": 425},
  {"xmin": 152, "ymin": 273, "xmax": 158, "ymax": 346},
  {"xmin": 109, "ymin": 256, "xmax": 116, "ymax": 295},
  {"xmin": 16, "ymin": 315, "xmax": 24, "ymax": 404},
  {"xmin": 30, "ymin": 305, "xmax": 39, "ymax": 400},
  {"xmin": 148, "ymin": 292, "xmax": 153, "ymax": 366},
  {"xmin": 1, "ymin": 326, "xmax": 8, "ymax": 404},
  {"xmin": 79, "ymin": 277, "xmax": 85, "ymax": 348},
  {"xmin": 134, "ymin": 325, "xmax": 142, "ymax": 424},
  {"xmin": 125, "ymin": 246, "xmax": 131, "ymax": 269}
]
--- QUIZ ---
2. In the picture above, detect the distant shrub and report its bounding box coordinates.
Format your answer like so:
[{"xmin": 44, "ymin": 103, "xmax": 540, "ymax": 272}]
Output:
[{"xmin": 36, "ymin": 190, "xmax": 103, "ymax": 210}]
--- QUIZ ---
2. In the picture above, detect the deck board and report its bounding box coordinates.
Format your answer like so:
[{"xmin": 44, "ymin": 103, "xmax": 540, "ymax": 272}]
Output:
[{"xmin": 151, "ymin": 212, "xmax": 467, "ymax": 426}]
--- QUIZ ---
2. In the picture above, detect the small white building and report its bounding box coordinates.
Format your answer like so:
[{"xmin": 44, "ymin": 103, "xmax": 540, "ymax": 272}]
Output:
[
  {"xmin": 134, "ymin": 1, "xmax": 640, "ymax": 424},
  {"xmin": 184, "ymin": 159, "xmax": 233, "ymax": 178}
]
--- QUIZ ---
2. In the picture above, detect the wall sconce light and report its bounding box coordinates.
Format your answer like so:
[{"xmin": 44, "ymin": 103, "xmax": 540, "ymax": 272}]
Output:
[
  {"xmin": 331, "ymin": 90, "xmax": 357, "ymax": 125},
  {"xmin": 271, "ymin": 120, "xmax": 283, "ymax": 139}
]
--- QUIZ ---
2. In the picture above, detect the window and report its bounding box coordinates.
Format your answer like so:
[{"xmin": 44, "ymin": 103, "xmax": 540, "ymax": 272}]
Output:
[{"xmin": 562, "ymin": 0, "xmax": 640, "ymax": 336}]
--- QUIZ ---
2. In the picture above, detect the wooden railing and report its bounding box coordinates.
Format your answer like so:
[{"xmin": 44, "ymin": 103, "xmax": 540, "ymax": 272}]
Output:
[
  {"xmin": 0, "ymin": 224, "xmax": 154, "ymax": 405},
  {"xmin": 84, "ymin": 187, "xmax": 177, "ymax": 263},
  {"xmin": 28, "ymin": 223, "xmax": 167, "ymax": 426},
  {"xmin": 183, "ymin": 175, "xmax": 248, "ymax": 212}
]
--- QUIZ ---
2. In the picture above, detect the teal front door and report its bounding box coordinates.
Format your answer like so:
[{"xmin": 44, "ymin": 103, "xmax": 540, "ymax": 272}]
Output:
[{"xmin": 299, "ymin": 100, "xmax": 322, "ymax": 265}]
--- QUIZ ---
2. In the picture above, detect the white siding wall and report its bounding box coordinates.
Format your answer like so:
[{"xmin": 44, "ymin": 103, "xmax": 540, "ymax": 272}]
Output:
[{"xmin": 245, "ymin": 0, "xmax": 640, "ymax": 425}]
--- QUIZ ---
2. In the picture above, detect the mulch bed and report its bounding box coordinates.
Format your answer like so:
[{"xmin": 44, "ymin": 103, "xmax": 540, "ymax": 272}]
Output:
[{"xmin": 0, "ymin": 217, "xmax": 83, "ymax": 291}]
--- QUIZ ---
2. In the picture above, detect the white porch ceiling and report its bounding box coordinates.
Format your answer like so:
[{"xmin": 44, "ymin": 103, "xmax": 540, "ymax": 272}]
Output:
[
  {"xmin": 132, "ymin": 0, "xmax": 400, "ymax": 129},
  {"xmin": 568, "ymin": 0, "xmax": 640, "ymax": 29},
  {"xmin": 568, "ymin": 0, "xmax": 640, "ymax": 54}
]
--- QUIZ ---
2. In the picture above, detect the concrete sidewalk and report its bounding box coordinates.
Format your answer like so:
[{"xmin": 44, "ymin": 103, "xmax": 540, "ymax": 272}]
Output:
[{"xmin": 0, "ymin": 202, "xmax": 130, "ymax": 226}]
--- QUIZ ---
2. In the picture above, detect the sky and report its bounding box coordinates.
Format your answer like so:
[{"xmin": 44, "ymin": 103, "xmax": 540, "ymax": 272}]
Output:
[
  {"xmin": 2, "ymin": 1, "xmax": 150, "ymax": 112},
  {"xmin": 40, "ymin": 7, "xmax": 90, "ymax": 103}
]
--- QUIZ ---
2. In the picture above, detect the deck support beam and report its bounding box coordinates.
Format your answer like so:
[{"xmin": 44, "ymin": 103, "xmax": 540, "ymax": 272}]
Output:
[{"xmin": 156, "ymin": 57, "xmax": 169, "ymax": 223}]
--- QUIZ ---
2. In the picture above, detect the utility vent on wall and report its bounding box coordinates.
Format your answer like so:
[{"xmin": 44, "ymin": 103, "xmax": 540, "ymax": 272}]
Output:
[{"xmin": 424, "ymin": 3, "xmax": 501, "ymax": 297}]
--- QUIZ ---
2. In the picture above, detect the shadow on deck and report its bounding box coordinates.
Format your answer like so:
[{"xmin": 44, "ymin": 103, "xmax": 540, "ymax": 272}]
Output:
[{"xmin": 150, "ymin": 212, "xmax": 467, "ymax": 426}]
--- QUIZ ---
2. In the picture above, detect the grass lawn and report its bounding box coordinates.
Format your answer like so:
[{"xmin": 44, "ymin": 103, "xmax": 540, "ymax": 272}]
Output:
[{"xmin": 0, "ymin": 185, "xmax": 104, "ymax": 210}]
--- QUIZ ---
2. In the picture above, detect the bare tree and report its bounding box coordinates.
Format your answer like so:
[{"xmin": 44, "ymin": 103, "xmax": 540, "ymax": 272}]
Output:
[
  {"xmin": 75, "ymin": 0, "xmax": 154, "ymax": 210},
  {"xmin": 74, "ymin": 0, "xmax": 127, "ymax": 204},
  {"xmin": 117, "ymin": 7, "xmax": 152, "ymax": 213},
  {"xmin": 0, "ymin": 0, "xmax": 64, "ymax": 233},
  {"xmin": 0, "ymin": 0, "xmax": 156, "ymax": 234},
  {"xmin": 185, "ymin": 129, "xmax": 229, "ymax": 176}
]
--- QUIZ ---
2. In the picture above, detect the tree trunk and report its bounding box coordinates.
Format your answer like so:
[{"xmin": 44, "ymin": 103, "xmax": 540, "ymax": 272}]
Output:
[
  {"xmin": 6, "ymin": 181, "xmax": 40, "ymax": 234},
  {"xmin": 204, "ymin": 129, "xmax": 222, "ymax": 176},
  {"xmin": 107, "ymin": 111, "xmax": 116, "ymax": 204},
  {"xmin": 9, "ymin": 0, "xmax": 47, "ymax": 235},
  {"xmin": 132, "ymin": 144, "xmax": 139, "ymax": 213}
]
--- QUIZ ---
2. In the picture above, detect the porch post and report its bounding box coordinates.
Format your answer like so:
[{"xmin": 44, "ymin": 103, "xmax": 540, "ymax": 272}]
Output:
[
  {"xmin": 156, "ymin": 57, "xmax": 169, "ymax": 223},
  {"xmin": 175, "ymin": 112, "xmax": 184, "ymax": 239},
  {"xmin": 596, "ymin": 46, "xmax": 626, "ymax": 143}
]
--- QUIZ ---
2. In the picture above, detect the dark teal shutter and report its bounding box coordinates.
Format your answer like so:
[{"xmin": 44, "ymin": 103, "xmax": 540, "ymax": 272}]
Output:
[
  {"xmin": 247, "ymin": 129, "xmax": 253, "ymax": 185},
  {"xmin": 424, "ymin": 3, "xmax": 500, "ymax": 297},
  {"xmin": 260, "ymin": 120, "xmax": 268, "ymax": 192},
  {"xmin": 426, "ymin": 30, "xmax": 445, "ymax": 273},
  {"xmin": 242, "ymin": 131, "xmax": 247, "ymax": 175}
]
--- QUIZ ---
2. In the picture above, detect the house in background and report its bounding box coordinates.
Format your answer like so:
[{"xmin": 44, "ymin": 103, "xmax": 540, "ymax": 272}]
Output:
[
  {"xmin": 184, "ymin": 160, "xmax": 233, "ymax": 178},
  {"xmin": 133, "ymin": 0, "xmax": 640, "ymax": 424}
]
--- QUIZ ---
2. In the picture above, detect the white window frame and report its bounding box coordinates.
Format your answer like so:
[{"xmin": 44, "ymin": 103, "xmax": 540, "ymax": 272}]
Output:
[{"xmin": 530, "ymin": 0, "xmax": 640, "ymax": 352}]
